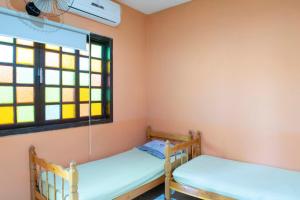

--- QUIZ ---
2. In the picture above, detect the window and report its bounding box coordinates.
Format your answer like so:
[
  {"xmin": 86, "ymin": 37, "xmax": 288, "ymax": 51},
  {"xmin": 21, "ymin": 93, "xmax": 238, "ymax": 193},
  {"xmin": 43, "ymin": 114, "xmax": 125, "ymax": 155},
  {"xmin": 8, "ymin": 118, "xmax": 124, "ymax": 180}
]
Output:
[{"xmin": 0, "ymin": 34, "xmax": 113, "ymax": 136}]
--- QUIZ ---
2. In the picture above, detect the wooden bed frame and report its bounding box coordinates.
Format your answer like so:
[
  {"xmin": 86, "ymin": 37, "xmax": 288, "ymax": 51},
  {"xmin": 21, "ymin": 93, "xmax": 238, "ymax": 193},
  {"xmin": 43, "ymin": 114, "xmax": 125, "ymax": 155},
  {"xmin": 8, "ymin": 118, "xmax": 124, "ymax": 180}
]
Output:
[
  {"xmin": 29, "ymin": 126, "xmax": 193, "ymax": 200},
  {"xmin": 165, "ymin": 131, "xmax": 235, "ymax": 200}
]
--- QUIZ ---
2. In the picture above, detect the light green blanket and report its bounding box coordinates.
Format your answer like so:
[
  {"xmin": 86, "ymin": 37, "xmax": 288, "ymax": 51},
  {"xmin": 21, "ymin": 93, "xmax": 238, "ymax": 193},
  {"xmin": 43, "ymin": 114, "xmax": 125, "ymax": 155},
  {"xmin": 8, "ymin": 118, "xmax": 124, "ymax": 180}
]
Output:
[
  {"xmin": 41, "ymin": 148, "xmax": 165, "ymax": 200},
  {"xmin": 173, "ymin": 155, "xmax": 300, "ymax": 200}
]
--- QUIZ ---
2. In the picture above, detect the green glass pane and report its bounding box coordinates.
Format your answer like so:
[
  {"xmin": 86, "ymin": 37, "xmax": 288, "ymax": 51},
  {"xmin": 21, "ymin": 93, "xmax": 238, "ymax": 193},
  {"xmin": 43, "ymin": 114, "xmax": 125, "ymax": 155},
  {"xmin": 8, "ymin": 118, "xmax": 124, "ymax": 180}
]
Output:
[
  {"xmin": 107, "ymin": 47, "xmax": 111, "ymax": 60},
  {"xmin": 79, "ymin": 57, "xmax": 89, "ymax": 71},
  {"xmin": 62, "ymin": 71, "xmax": 75, "ymax": 86},
  {"xmin": 0, "ymin": 44, "xmax": 13, "ymax": 63},
  {"xmin": 45, "ymin": 69, "xmax": 60, "ymax": 85},
  {"xmin": 17, "ymin": 106, "xmax": 34, "ymax": 123},
  {"xmin": 91, "ymin": 44, "xmax": 102, "ymax": 58},
  {"xmin": 0, "ymin": 86, "xmax": 13, "ymax": 104},
  {"xmin": 80, "ymin": 73, "xmax": 90, "ymax": 86},
  {"xmin": 16, "ymin": 67, "xmax": 34, "ymax": 84},
  {"xmin": 91, "ymin": 89, "xmax": 102, "ymax": 101},
  {"xmin": 106, "ymin": 89, "xmax": 111, "ymax": 102},
  {"xmin": 45, "ymin": 105, "xmax": 60, "ymax": 120},
  {"xmin": 45, "ymin": 87, "xmax": 60, "ymax": 103}
]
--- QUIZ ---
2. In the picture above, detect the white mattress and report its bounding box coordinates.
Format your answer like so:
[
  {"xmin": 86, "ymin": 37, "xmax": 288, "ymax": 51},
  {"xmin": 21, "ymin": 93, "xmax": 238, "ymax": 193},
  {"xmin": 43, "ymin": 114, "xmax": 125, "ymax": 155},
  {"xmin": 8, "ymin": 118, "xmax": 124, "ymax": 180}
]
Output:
[
  {"xmin": 173, "ymin": 155, "xmax": 300, "ymax": 200},
  {"xmin": 41, "ymin": 148, "xmax": 165, "ymax": 200}
]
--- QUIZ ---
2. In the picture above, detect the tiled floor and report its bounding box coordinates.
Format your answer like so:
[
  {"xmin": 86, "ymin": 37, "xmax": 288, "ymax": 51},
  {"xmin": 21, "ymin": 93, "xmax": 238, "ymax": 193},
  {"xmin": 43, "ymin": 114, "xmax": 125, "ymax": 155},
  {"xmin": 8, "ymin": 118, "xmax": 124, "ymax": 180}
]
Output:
[{"xmin": 134, "ymin": 184, "xmax": 198, "ymax": 200}]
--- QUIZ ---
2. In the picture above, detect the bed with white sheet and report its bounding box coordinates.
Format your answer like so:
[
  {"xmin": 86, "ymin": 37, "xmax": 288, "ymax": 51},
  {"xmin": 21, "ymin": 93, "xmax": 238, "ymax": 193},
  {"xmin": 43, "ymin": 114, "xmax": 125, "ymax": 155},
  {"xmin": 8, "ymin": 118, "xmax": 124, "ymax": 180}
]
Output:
[{"xmin": 30, "ymin": 126, "xmax": 192, "ymax": 200}]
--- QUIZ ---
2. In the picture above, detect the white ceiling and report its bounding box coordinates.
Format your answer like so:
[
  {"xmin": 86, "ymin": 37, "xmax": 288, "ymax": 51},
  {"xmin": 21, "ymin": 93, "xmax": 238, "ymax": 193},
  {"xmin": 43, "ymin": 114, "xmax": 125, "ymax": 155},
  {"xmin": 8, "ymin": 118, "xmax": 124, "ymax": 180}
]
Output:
[{"xmin": 118, "ymin": 0, "xmax": 192, "ymax": 15}]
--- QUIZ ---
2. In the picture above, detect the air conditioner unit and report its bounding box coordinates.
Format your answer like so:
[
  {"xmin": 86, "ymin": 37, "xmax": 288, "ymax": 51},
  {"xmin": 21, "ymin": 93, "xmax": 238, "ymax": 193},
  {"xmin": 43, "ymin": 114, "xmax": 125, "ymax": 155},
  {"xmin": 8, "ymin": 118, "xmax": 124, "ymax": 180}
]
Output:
[{"xmin": 66, "ymin": 0, "xmax": 121, "ymax": 27}]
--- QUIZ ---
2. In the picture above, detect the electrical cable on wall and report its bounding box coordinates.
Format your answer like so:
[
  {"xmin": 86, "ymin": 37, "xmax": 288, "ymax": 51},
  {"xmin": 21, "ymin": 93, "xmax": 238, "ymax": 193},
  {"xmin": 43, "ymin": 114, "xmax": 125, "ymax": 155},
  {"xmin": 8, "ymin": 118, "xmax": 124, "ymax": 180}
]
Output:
[{"xmin": 88, "ymin": 33, "xmax": 92, "ymax": 160}]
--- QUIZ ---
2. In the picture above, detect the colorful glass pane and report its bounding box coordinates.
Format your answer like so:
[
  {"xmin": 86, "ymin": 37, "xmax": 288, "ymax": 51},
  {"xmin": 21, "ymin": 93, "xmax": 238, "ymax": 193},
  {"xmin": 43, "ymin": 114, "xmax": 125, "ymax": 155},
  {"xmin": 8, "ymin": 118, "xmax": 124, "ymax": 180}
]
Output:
[
  {"xmin": 106, "ymin": 102, "xmax": 111, "ymax": 115},
  {"xmin": 91, "ymin": 74, "xmax": 101, "ymax": 86},
  {"xmin": 17, "ymin": 87, "xmax": 34, "ymax": 103},
  {"xmin": 45, "ymin": 69, "xmax": 60, "ymax": 85},
  {"xmin": 16, "ymin": 39, "xmax": 34, "ymax": 46},
  {"xmin": 91, "ymin": 59, "xmax": 101, "ymax": 73},
  {"xmin": 80, "ymin": 88, "xmax": 90, "ymax": 102},
  {"xmin": 91, "ymin": 44, "xmax": 102, "ymax": 58},
  {"xmin": 91, "ymin": 103, "xmax": 102, "ymax": 116},
  {"xmin": 0, "ymin": 86, "xmax": 13, "ymax": 104},
  {"xmin": 62, "ymin": 104, "xmax": 75, "ymax": 119},
  {"xmin": 0, "ymin": 36, "xmax": 13, "ymax": 43},
  {"xmin": 80, "ymin": 73, "xmax": 90, "ymax": 86},
  {"xmin": 107, "ymin": 47, "xmax": 111, "ymax": 60},
  {"xmin": 80, "ymin": 103, "xmax": 89, "ymax": 117},
  {"xmin": 45, "ymin": 87, "xmax": 60, "ymax": 103},
  {"xmin": 79, "ymin": 57, "xmax": 89, "ymax": 71},
  {"xmin": 106, "ymin": 89, "xmax": 111, "ymax": 101},
  {"xmin": 16, "ymin": 47, "xmax": 34, "ymax": 65},
  {"xmin": 45, "ymin": 105, "xmax": 60, "ymax": 120},
  {"xmin": 107, "ymin": 76, "xmax": 111, "ymax": 87},
  {"xmin": 91, "ymin": 89, "xmax": 101, "ymax": 101},
  {"xmin": 0, "ymin": 44, "xmax": 13, "ymax": 63},
  {"xmin": 107, "ymin": 61, "xmax": 111, "ymax": 74},
  {"xmin": 62, "ymin": 88, "xmax": 75, "ymax": 102},
  {"xmin": 16, "ymin": 67, "xmax": 34, "ymax": 84},
  {"xmin": 0, "ymin": 65, "xmax": 13, "ymax": 83},
  {"xmin": 0, "ymin": 106, "xmax": 14, "ymax": 125},
  {"xmin": 62, "ymin": 47, "xmax": 75, "ymax": 53},
  {"xmin": 80, "ymin": 44, "xmax": 89, "ymax": 56},
  {"xmin": 62, "ymin": 71, "xmax": 75, "ymax": 86},
  {"xmin": 17, "ymin": 105, "xmax": 34, "ymax": 123},
  {"xmin": 45, "ymin": 52, "xmax": 59, "ymax": 68},
  {"xmin": 62, "ymin": 54, "xmax": 75, "ymax": 70},
  {"xmin": 45, "ymin": 44, "xmax": 60, "ymax": 51}
]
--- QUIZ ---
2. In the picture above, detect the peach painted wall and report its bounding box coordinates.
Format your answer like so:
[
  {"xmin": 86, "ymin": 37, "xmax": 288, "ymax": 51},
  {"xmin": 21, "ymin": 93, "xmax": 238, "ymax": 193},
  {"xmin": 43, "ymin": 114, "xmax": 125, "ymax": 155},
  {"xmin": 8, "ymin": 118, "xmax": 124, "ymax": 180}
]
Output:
[
  {"xmin": 0, "ymin": 0, "xmax": 148, "ymax": 199},
  {"xmin": 146, "ymin": 0, "xmax": 300, "ymax": 171}
]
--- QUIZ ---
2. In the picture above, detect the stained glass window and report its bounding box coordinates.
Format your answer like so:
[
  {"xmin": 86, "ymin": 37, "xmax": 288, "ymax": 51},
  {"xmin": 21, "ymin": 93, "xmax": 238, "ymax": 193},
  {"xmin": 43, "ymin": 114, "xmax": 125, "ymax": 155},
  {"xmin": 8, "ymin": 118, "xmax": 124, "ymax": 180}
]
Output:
[
  {"xmin": 16, "ymin": 47, "xmax": 34, "ymax": 65},
  {"xmin": 0, "ymin": 44, "xmax": 13, "ymax": 63},
  {"xmin": 45, "ymin": 52, "xmax": 59, "ymax": 68},
  {"xmin": 0, "ymin": 66, "xmax": 13, "ymax": 83},
  {"xmin": 62, "ymin": 104, "xmax": 75, "ymax": 119},
  {"xmin": 0, "ymin": 35, "xmax": 113, "ymax": 135}
]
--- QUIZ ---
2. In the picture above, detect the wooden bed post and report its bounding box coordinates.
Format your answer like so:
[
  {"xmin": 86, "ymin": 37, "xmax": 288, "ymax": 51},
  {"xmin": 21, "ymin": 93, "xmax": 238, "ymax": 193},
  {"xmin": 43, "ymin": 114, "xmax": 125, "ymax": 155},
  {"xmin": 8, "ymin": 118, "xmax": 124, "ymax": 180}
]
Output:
[
  {"xmin": 29, "ymin": 146, "xmax": 37, "ymax": 200},
  {"xmin": 165, "ymin": 140, "xmax": 171, "ymax": 200},
  {"xmin": 146, "ymin": 126, "xmax": 152, "ymax": 141},
  {"xmin": 196, "ymin": 131, "xmax": 201, "ymax": 156},
  {"xmin": 69, "ymin": 162, "xmax": 79, "ymax": 200}
]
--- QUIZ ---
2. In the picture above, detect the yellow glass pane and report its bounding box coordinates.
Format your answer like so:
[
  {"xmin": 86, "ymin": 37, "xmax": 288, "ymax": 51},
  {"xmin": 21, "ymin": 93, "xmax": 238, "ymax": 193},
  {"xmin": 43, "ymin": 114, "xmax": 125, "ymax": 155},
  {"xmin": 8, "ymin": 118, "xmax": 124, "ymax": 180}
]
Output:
[
  {"xmin": 80, "ymin": 103, "xmax": 90, "ymax": 117},
  {"xmin": 80, "ymin": 88, "xmax": 90, "ymax": 102},
  {"xmin": 107, "ymin": 61, "xmax": 111, "ymax": 74},
  {"xmin": 16, "ymin": 47, "xmax": 34, "ymax": 65},
  {"xmin": 46, "ymin": 44, "xmax": 60, "ymax": 51},
  {"xmin": 91, "ymin": 59, "xmax": 102, "ymax": 73},
  {"xmin": 62, "ymin": 54, "xmax": 75, "ymax": 70},
  {"xmin": 17, "ymin": 87, "xmax": 34, "ymax": 103},
  {"xmin": 0, "ymin": 65, "xmax": 13, "ymax": 83},
  {"xmin": 62, "ymin": 104, "xmax": 75, "ymax": 119},
  {"xmin": 62, "ymin": 88, "xmax": 75, "ymax": 102},
  {"xmin": 0, "ymin": 106, "xmax": 14, "ymax": 125},
  {"xmin": 91, "ymin": 103, "xmax": 102, "ymax": 116},
  {"xmin": 45, "ymin": 51, "xmax": 59, "ymax": 68},
  {"xmin": 16, "ymin": 39, "xmax": 34, "ymax": 46}
]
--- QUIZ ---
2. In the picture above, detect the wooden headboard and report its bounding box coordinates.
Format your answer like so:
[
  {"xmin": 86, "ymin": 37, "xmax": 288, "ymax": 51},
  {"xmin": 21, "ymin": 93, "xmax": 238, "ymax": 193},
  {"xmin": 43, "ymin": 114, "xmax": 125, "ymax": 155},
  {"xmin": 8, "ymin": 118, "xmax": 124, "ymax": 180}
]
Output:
[{"xmin": 146, "ymin": 126, "xmax": 193, "ymax": 143}]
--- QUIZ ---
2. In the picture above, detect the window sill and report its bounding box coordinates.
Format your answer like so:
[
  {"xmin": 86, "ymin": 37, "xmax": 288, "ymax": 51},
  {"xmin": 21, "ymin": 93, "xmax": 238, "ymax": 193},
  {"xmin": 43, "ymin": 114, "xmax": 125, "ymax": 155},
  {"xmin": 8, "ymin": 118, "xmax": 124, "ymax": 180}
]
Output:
[{"xmin": 0, "ymin": 118, "xmax": 113, "ymax": 137}]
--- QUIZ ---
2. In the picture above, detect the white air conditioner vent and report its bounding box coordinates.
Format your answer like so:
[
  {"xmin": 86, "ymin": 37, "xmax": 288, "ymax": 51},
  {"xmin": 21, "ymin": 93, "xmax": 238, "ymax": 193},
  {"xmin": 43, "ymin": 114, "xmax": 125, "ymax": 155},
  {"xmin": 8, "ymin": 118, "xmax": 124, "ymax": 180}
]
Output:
[{"xmin": 65, "ymin": 0, "xmax": 121, "ymax": 27}]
